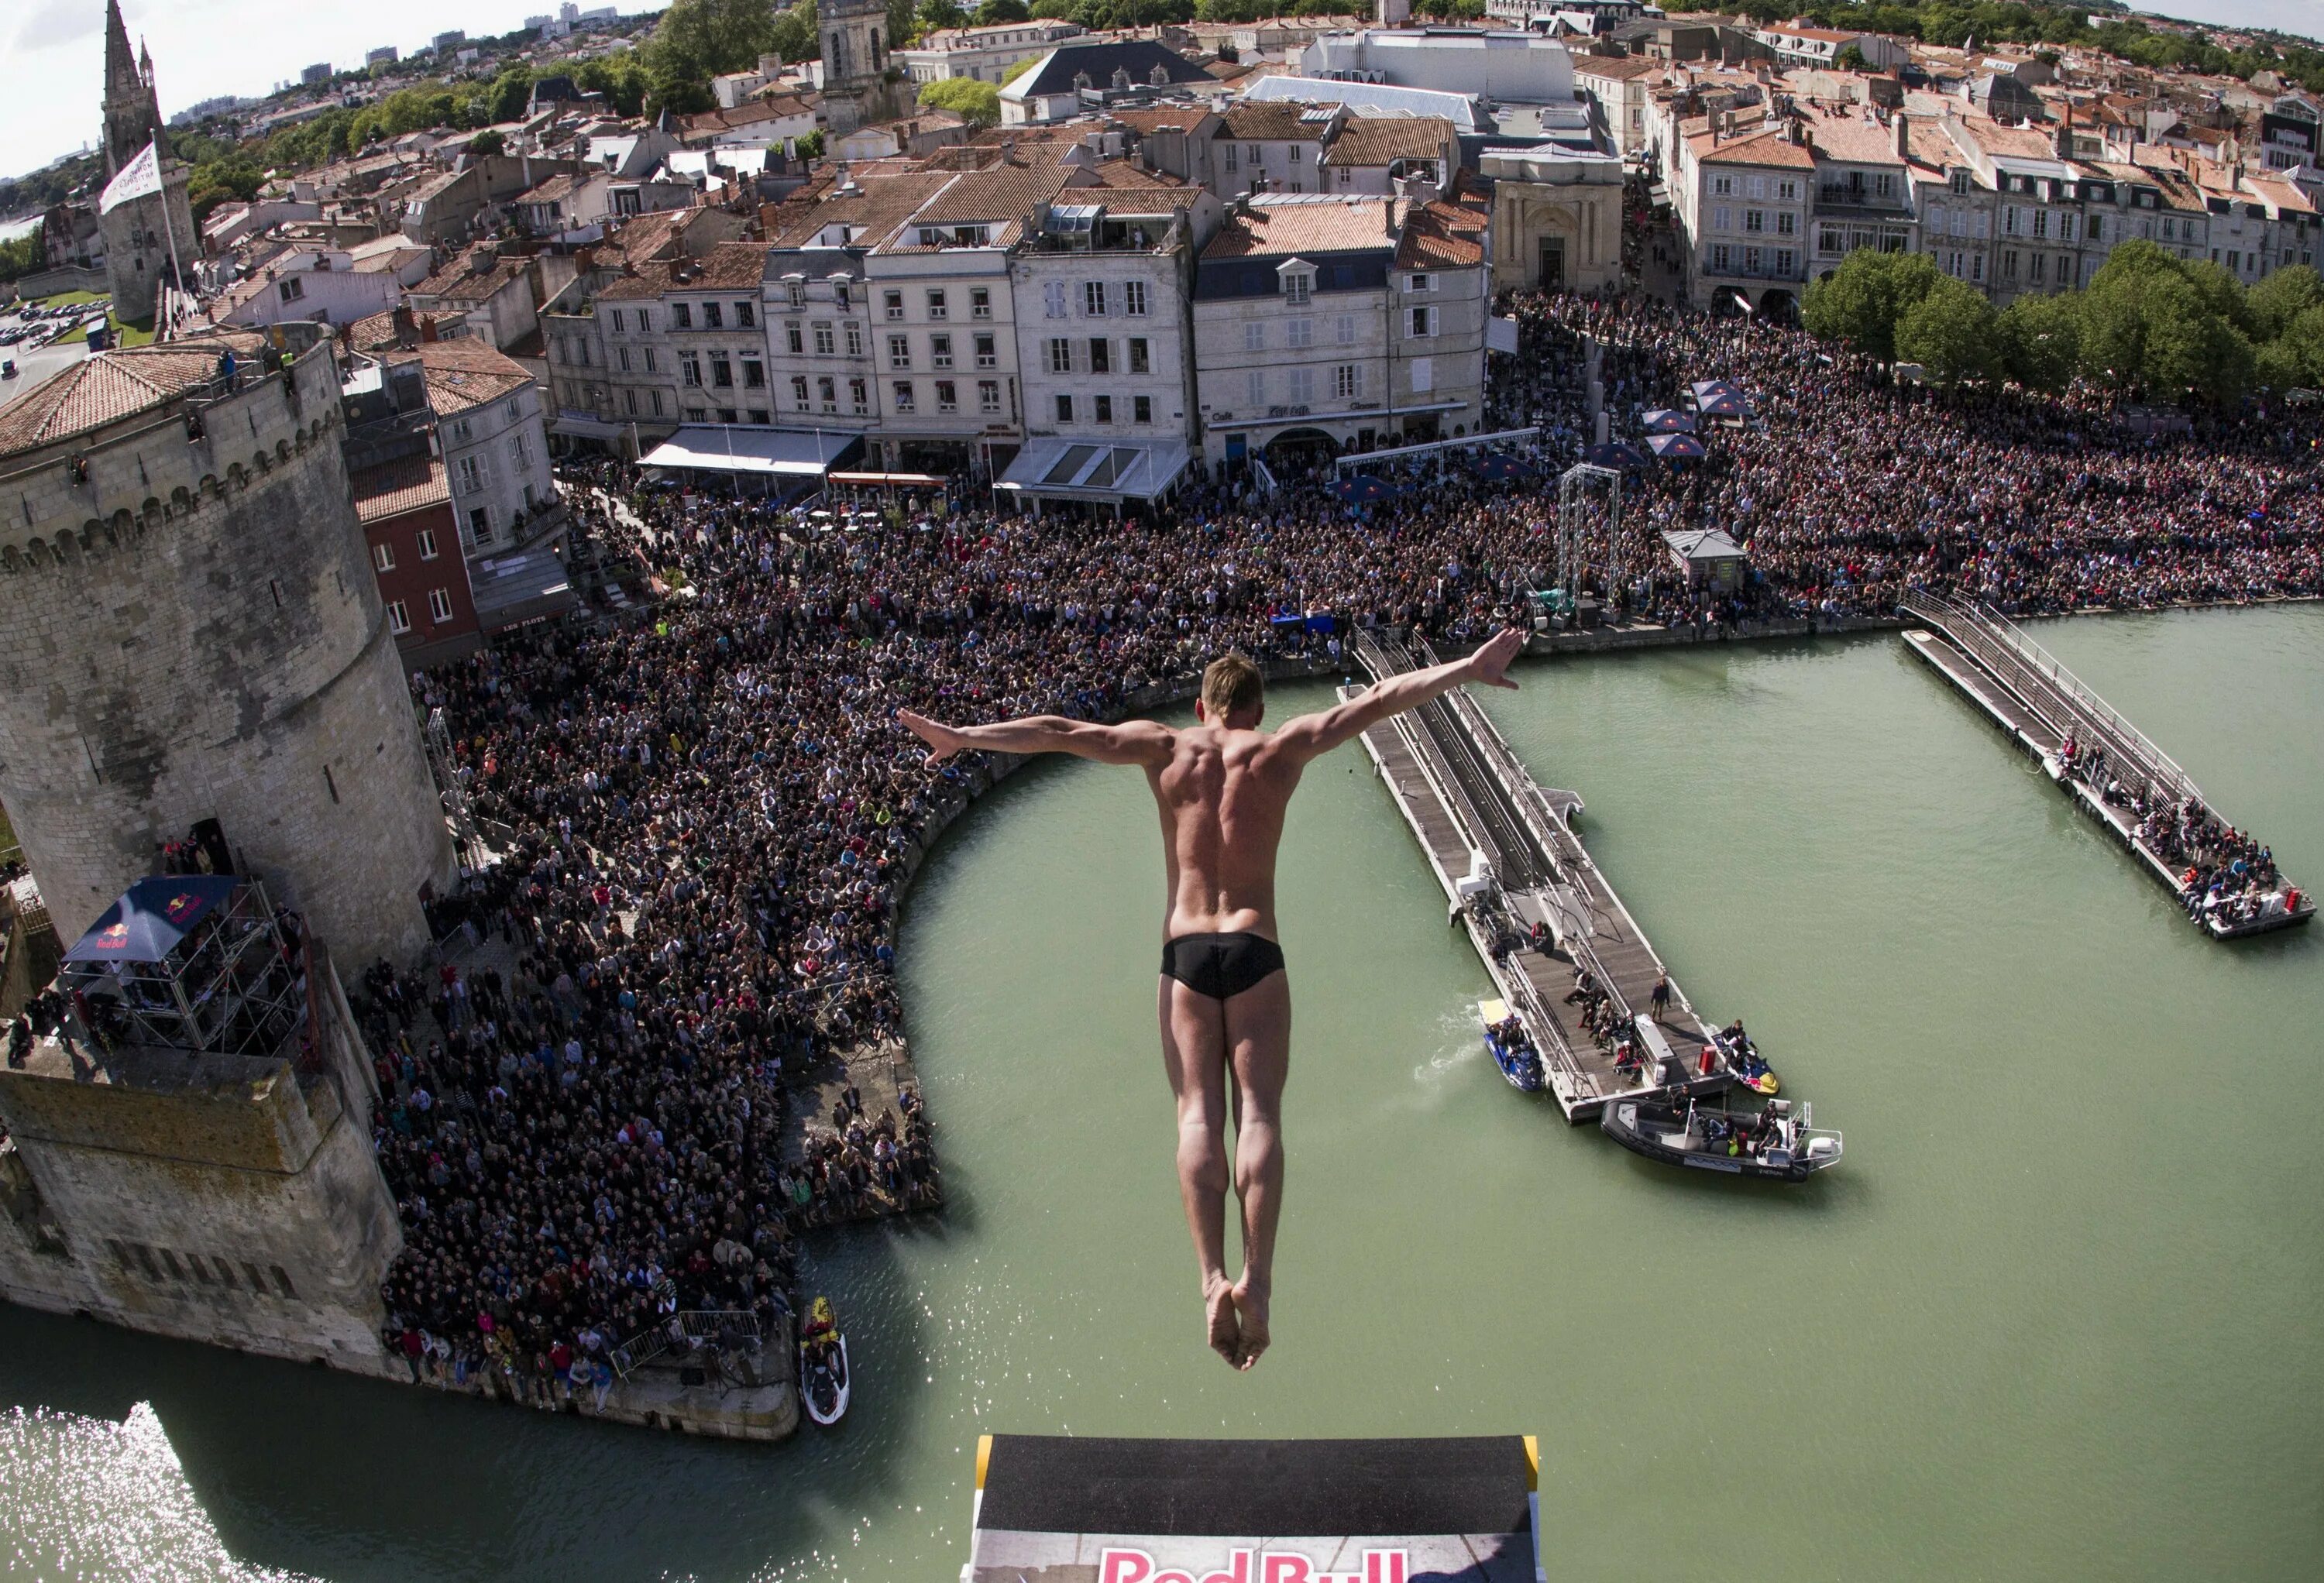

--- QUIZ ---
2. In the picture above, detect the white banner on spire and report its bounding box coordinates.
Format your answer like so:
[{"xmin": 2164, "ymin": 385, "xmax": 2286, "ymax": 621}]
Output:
[{"xmin": 99, "ymin": 140, "xmax": 163, "ymax": 215}]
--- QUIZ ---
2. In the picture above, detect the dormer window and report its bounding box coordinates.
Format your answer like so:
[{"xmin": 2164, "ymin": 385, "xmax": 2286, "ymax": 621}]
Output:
[{"xmin": 1279, "ymin": 261, "xmax": 1314, "ymax": 305}]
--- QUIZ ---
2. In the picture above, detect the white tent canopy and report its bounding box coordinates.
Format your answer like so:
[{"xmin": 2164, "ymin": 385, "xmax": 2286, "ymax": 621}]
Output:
[
  {"xmin": 639, "ymin": 427, "xmax": 854, "ymax": 478},
  {"xmin": 997, "ymin": 437, "xmax": 1191, "ymax": 503}
]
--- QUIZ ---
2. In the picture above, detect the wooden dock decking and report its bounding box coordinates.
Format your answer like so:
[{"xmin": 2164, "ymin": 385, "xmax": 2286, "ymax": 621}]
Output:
[
  {"xmin": 1348, "ymin": 634, "xmax": 1740, "ymax": 1121},
  {"xmin": 1902, "ymin": 591, "xmax": 2312, "ymax": 939}
]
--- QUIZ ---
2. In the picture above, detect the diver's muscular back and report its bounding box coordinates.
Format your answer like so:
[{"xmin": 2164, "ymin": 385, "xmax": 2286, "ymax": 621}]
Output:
[{"xmin": 1147, "ymin": 724, "xmax": 1302, "ymax": 942}]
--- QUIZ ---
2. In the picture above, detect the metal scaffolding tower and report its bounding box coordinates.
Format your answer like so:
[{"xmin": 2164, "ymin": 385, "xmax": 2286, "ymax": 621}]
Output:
[{"xmin": 1556, "ymin": 462, "xmax": 1624, "ymax": 602}]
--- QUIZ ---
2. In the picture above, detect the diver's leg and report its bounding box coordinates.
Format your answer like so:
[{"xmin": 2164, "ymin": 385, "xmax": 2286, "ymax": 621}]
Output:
[
  {"xmin": 1160, "ymin": 973, "xmax": 1239, "ymax": 1366},
  {"xmin": 1222, "ymin": 967, "xmax": 1289, "ymax": 1370}
]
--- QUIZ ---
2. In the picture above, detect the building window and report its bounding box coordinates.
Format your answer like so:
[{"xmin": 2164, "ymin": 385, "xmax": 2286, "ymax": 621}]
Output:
[
  {"xmin": 889, "ymin": 334, "xmax": 911, "ymax": 369},
  {"xmin": 813, "ymin": 322, "xmax": 834, "ymax": 355},
  {"xmin": 1711, "ymin": 175, "xmax": 1733, "ymax": 197},
  {"xmin": 1283, "ymin": 271, "xmax": 1311, "ymax": 306},
  {"xmin": 741, "ymin": 356, "xmax": 765, "ymax": 388},
  {"xmin": 737, "ymin": 300, "xmax": 757, "ymax": 328},
  {"xmin": 885, "ymin": 290, "xmax": 905, "ymax": 319},
  {"xmin": 1287, "ymin": 318, "xmax": 1312, "ymax": 349},
  {"xmin": 1244, "ymin": 321, "xmax": 1263, "ymax": 352},
  {"xmin": 710, "ymin": 352, "xmax": 733, "ymax": 387},
  {"xmin": 1408, "ymin": 273, "xmax": 1432, "ymax": 293},
  {"xmin": 1055, "ymin": 393, "xmax": 1074, "ymax": 422},
  {"xmin": 787, "ymin": 322, "xmax": 805, "ymax": 354},
  {"xmin": 1088, "ymin": 337, "xmax": 1110, "ymax": 373},
  {"xmin": 680, "ymin": 351, "xmax": 702, "ymax": 386},
  {"xmin": 2033, "ymin": 209, "xmax": 2050, "ymax": 239},
  {"xmin": 1333, "ymin": 363, "xmax": 1360, "ymax": 400},
  {"xmin": 1408, "ymin": 306, "xmax": 1434, "ymax": 337},
  {"xmin": 417, "ymin": 528, "xmax": 438, "ymax": 560},
  {"xmin": 1083, "ymin": 280, "xmax": 1107, "ymax": 316},
  {"xmin": 1123, "ymin": 280, "xmax": 1148, "ymax": 316},
  {"xmin": 428, "ymin": 588, "xmax": 454, "ymax": 625},
  {"xmin": 1776, "ymin": 249, "xmax": 1795, "ymax": 276},
  {"xmin": 789, "ymin": 280, "xmax": 807, "ymax": 307},
  {"xmin": 385, "ymin": 599, "xmax": 410, "ymax": 634},
  {"xmin": 1133, "ymin": 393, "xmax": 1151, "ymax": 423},
  {"xmin": 971, "ymin": 287, "xmax": 992, "ymax": 318},
  {"xmin": 935, "ymin": 379, "xmax": 957, "ymax": 411},
  {"xmin": 1336, "ymin": 314, "xmax": 1356, "ymax": 345},
  {"xmin": 1246, "ymin": 370, "xmax": 1264, "ymax": 407},
  {"xmin": 278, "ymin": 277, "xmax": 303, "ymax": 303},
  {"xmin": 978, "ymin": 379, "xmax": 1001, "ymax": 413},
  {"xmin": 1713, "ymin": 205, "xmax": 1731, "ymax": 232},
  {"xmin": 792, "ymin": 374, "xmax": 810, "ymax": 409},
  {"xmin": 1129, "ymin": 337, "xmax": 1149, "ymax": 374},
  {"xmin": 1048, "ymin": 337, "xmax": 1072, "ymax": 375},
  {"xmin": 1043, "ymin": 280, "xmax": 1067, "ymax": 318},
  {"xmin": 932, "ymin": 333, "xmax": 954, "ymax": 368},
  {"xmin": 651, "ymin": 390, "xmax": 664, "ymax": 415},
  {"xmin": 1710, "ymin": 243, "xmax": 1731, "ymax": 273},
  {"xmin": 643, "ymin": 348, "xmax": 658, "ymax": 373},
  {"xmin": 975, "ymin": 332, "xmax": 997, "ymax": 368},
  {"xmin": 1287, "ymin": 367, "xmax": 1313, "ymax": 404},
  {"xmin": 672, "ymin": 302, "xmax": 693, "ymax": 329},
  {"xmin": 892, "ymin": 381, "xmax": 915, "ymax": 412},
  {"xmin": 610, "ymin": 310, "xmax": 625, "ymax": 333},
  {"xmin": 458, "ymin": 455, "xmax": 484, "ymax": 492},
  {"xmin": 1745, "ymin": 208, "xmax": 1765, "ymax": 233},
  {"xmin": 373, "ymin": 542, "xmax": 394, "ymax": 572},
  {"xmin": 1777, "ymin": 179, "xmax": 1798, "ymax": 201},
  {"xmin": 845, "ymin": 323, "xmax": 864, "ymax": 357},
  {"xmin": 817, "ymin": 376, "xmax": 836, "ymax": 412},
  {"xmin": 927, "ymin": 290, "xmax": 947, "ymax": 318},
  {"xmin": 1223, "ymin": 143, "xmax": 1238, "ymax": 172},
  {"xmin": 1094, "ymin": 393, "xmax": 1112, "ymax": 422},
  {"xmin": 1777, "ymin": 212, "xmax": 1796, "ymax": 236},
  {"xmin": 851, "ymin": 378, "xmax": 869, "ymax": 414},
  {"xmin": 834, "ymin": 282, "xmax": 852, "ymax": 310}
]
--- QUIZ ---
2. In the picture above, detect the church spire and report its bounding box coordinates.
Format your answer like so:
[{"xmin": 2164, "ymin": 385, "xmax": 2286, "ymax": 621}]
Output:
[
  {"xmin": 104, "ymin": 0, "xmax": 137, "ymax": 91},
  {"xmin": 139, "ymin": 35, "xmax": 153, "ymax": 83}
]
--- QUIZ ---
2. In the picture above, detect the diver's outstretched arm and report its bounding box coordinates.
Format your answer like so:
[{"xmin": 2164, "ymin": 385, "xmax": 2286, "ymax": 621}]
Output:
[{"xmin": 899, "ymin": 709, "xmax": 1173, "ymax": 767}]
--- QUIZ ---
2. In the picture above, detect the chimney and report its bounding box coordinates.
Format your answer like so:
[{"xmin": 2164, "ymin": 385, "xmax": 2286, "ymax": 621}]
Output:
[
  {"xmin": 420, "ymin": 314, "xmax": 440, "ymax": 343},
  {"xmin": 2054, "ymin": 101, "xmax": 2072, "ymax": 161},
  {"xmin": 392, "ymin": 303, "xmax": 418, "ymax": 350},
  {"xmin": 1894, "ymin": 108, "xmax": 1909, "ymax": 160}
]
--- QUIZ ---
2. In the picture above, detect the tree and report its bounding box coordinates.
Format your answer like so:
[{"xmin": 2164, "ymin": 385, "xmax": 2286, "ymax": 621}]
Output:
[
  {"xmin": 469, "ymin": 129, "xmax": 508, "ymax": 158},
  {"xmin": 1835, "ymin": 43, "xmax": 1868, "ymax": 70},
  {"xmin": 646, "ymin": 0, "xmax": 783, "ymax": 96},
  {"xmin": 1001, "ymin": 53, "xmax": 1041, "ymax": 81},
  {"xmin": 769, "ymin": 1, "xmax": 820, "ymax": 64},
  {"xmin": 2256, "ymin": 303, "xmax": 2324, "ymax": 390},
  {"xmin": 486, "ymin": 66, "xmax": 537, "ymax": 124},
  {"xmin": 1800, "ymin": 247, "xmax": 1942, "ymax": 363},
  {"xmin": 920, "ymin": 0, "xmax": 968, "ymax": 30},
  {"xmin": 2247, "ymin": 263, "xmax": 2323, "ymax": 341},
  {"xmin": 975, "ymin": 0, "xmax": 1030, "ymax": 19},
  {"xmin": 2078, "ymin": 239, "xmax": 2253, "ymax": 403},
  {"xmin": 1894, "ymin": 274, "xmax": 1997, "ymax": 383},
  {"xmin": 918, "ymin": 77, "xmax": 1002, "ymax": 125},
  {"xmin": 1996, "ymin": 290, "xmax": 2081, "ymax": 393}
]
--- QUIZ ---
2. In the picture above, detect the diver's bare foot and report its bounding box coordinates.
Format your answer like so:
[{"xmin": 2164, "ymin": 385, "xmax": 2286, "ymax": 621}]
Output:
[
  {"xmin": 1204, "ymin": 1276, "xmax": 1243, "ymax": 1368},
  {"xmin": 1229, "ymin": 1278, "xmax": 1270, "ymax": 1371}
]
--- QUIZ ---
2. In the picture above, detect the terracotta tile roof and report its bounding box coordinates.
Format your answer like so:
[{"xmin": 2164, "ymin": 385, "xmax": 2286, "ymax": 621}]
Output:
[
  {"xmin": 518, "ymin": 173, "xmax": 590, "ymax": 205},
  {"xmin": 910, "ymin": 160, "xmax": 1071, "ymax": 225},
  {"xmin": 349, "ymin": 455, "xmax": 451, "ymax": 524},
  {"xmin": 1221, "ymin": 101, "xmax": 1329, "ymax": 140},
  {"xmin": 670, "ymin": 240, "xmax": 775, "ymax": 289},
  {"xmin": 1799, "ymin": 108, "xmax": 1906, "ymax": 164},
  {"xmin": 1573, "ymin": 55, "xmax": 1665, "ymax": 81},
  {"xmin": 384, "ymin": 338, "xmax": 535, "ymax": 417},
  {"xmin": 1686, "ymin": 125, "xmax": 1816, "ymax": 169},
  {"xmin": 0, "ymin": 334, "xmax": 270, "ymax": 460},
  {"xmin": 596, "ymin": 260, "xmax": 680, "ymax": 300},
  {"xmin": 768, "ymin": 173, "xmax": 956, "ymax": 248},
  {"xmin": 1394, "ymin": 189, "xmax": 1488, "ymax": 270},
  {"xmin": 1203, "ymin": 194, "xmax": 1399, "ymax": 259},
  {"xmin": 413, "ymin": 246, "xmax": 531, "ymax": 300},
  {"xmin": 1322, "ymin": 115, "xmax": 1452, "ymax": 169},
  {"xmin": 1105, "ymin": 107, "xmax": 1217, "ymax": 135},
  {"xmin": 346, "ymin": 309, "xmax": 402, "ymax": 352}
]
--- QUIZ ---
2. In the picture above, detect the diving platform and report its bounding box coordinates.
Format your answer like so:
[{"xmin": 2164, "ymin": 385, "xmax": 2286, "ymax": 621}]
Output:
[
  {"xmin": 1345, "ymin": 632, "xmax": 1748, "ymax": 1121},
  {"xmin": 963, "ymin": 1433, "xmax": 1544, "ymax": 1582},
  {"xmin": 1902, "ymin": 591, "xmax": 2311, "ymax": 939}
]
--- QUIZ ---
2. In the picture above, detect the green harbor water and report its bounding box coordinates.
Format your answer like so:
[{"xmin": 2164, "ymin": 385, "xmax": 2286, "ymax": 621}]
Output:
[{"xmin": 2, "ymin": 606, "xmax": 2319, "ymax": 1581}]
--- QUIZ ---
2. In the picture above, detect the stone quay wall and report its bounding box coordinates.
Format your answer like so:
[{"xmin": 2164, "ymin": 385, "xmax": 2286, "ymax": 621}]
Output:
[{"xmin": 0, "ymin": 341, "xmax": 454, "ymax": 967}]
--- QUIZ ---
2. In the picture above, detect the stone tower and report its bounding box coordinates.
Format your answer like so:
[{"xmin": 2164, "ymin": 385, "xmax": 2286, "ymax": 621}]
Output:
[
  {"xmin": 0, "ymin": 332, "xmax": 456, "ymax": 970},
  {"xmin": 819, "ymin": 0, "xmax": 906, "ymax": 136},
  {"xmin": 95, "ymin": 0, "xmax": 198, "ymax": 324}
]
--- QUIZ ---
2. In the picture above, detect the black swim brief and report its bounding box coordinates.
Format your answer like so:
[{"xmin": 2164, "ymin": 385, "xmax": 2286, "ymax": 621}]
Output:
[{"xmin": 1160, "ymin": 932, "xmax": 1286, "ymax": 1001}]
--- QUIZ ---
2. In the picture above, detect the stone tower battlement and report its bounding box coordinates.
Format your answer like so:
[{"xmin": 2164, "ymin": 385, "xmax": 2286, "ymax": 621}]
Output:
[{"xmin": 0, "ymin": 335, "xmax": 456, "ymax": 968}]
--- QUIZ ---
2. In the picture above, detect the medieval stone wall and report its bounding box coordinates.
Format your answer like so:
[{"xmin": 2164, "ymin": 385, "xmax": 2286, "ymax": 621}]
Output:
[{"xmin": 0, "ymin": 342, "xmax": 455, "ymax": 967}]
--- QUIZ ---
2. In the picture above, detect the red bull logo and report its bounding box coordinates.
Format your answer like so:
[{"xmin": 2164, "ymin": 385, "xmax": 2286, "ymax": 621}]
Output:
[
  {"xmin": 1100, "ymin": 1549, "xmax": 1407, "ymax": 1583},
  {"xmin": 96, "ymin": 922, "xmax": 129, "ymax": 948},
  {"xmin": 163, "ymin": 891, "xmax": 202, "ymax": 922}
]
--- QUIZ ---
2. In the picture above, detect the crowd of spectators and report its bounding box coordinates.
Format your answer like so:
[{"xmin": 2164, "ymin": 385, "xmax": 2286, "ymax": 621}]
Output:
[{"xmin": 359, "ymin": 289, "xmax": 2324, "ymax": 1407}]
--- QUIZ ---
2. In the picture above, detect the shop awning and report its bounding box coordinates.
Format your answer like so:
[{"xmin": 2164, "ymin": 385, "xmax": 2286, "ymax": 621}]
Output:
[
  {"xmin": 472, "ymin": 542, "xmax": 576, "ymax": 631},
  {"xmin": 827, "ymin": 471, "xmax": 947, "ymax": 487},
  {"xmin": 551, "ymin": 414, "xmax": 631, "ymax": 441},
  {"xmin": 996, "ymin": 437, "xmax": 1191, "ymax": 502},
  {"xmin": 640, "ymin": 427, "xmax": 855, "ymax": 477}
]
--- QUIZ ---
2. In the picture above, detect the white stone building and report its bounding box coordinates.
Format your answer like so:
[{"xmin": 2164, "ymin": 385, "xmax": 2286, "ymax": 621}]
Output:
[
  {"xmin": 386, "ymin": 338, "xmax": 560, "ymax": 557},
  {"xmin": 897, "ymin": 21, "xmax": 1085, "ymax": 84}
]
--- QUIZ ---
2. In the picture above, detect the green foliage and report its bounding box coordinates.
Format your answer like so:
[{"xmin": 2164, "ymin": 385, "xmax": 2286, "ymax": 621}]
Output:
[
  {"xmin": 469, "ymin": 129, "xmax": 508, "ymax": 158},
  {"xmin": 1894, "ymin": 274, "xmax": 1998, "ymax": 383},
  {"xmin": 1001, "ymin": 53, "xmax": 1041, "ymax": 81},
  {"xmin": 1996, "ymin": 290, "xmax": 2080, "ymax": 392},
  {"xmin": 769, "ymin": 1, "xmax": 820, "ymax": 64},
  {"xmin": 1834, "ymin": 43, "xmax": 1868, "ymax": 69},
  {"xmin": 920, "ymin": 0, "xmax": 968, "ymax": 30},
  {"xmin": 577, "ymin": 50, "xmax": 652, "ymax": 117},
  {"xmin": 486, "ymin": 66, "xmax": 538, "ymax": 124},
  {"xmin": 2245, "ymin": 264, "xmax": 2322, "ymax": 341},
  {"xmin": 1800, "ymin": 248, "xmax": 1942, "ymax": 363},
  {"xmin": 0, "ymin": 223, "xmax": 44, "ymax": 284},
  {"xmin": 645, "ymin": 0, "xmax": 781, "ymax": 109},
  {"xmin": 796, "ymin": 129, "xmax": 825, "ymax": 160},
  {"xmin": 1030, "ymin": 0, "xmax": 1075, "ymax": 15},
  {"xmin": 975, "ymin": 0, "xmax": 1030, "ymax": 18},
  {"xmin": 917, "ymin": 77, "xmax": 1002, "ymax": 125}
]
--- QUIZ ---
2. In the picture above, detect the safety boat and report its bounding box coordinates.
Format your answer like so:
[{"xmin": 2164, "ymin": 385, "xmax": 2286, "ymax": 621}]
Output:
[
  {"xmin": 799, "ymin": 1296, "xmax": 850, "ymax": 1426},
  {"xmin": 1600, "ymin": 1097, "xmax": 1841, "ymax": 1182},
  {"xmin": 1477, "ymin": 998, "xmax": 1545, "ymax": 1092}
]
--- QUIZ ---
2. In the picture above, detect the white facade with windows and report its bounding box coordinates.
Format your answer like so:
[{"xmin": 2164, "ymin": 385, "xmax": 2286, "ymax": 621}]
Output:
[
  {"xmin": 437, "ymin": 381, "xmax": 557, "ymax": 557},
  {"xmin": 1010, "ymin": 245, "xmax": 1198, "ymax": 455},
  {"xmin": 861, "ymin": 247, "xmax": 1023, "ymax": 470}
]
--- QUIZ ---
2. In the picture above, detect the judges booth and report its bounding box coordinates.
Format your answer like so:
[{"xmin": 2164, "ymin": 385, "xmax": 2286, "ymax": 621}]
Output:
[{"xmin": 964, "ymin": 1434, "xmax": 1543, "ymax": 1581}]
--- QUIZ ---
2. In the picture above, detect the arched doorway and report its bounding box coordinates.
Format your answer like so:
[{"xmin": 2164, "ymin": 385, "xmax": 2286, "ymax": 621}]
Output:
[
  {"xmin": 1264, "ymin": 427, "xmax": 1339, "ymax": 475},
  {"xmin": 1757, "ymin": 288, "xmax": 1798, "ymax": 325}
]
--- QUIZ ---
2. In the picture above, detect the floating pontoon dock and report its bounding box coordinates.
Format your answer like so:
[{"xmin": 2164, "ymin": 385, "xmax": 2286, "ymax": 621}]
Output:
[
  {"xmin": 1902, "ymin": 590, "xmax": 2312, "ymax": 939},
  {"xmin": 1346, "ymin": 631, "xmax": 1752, "ymax": 1121}
]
